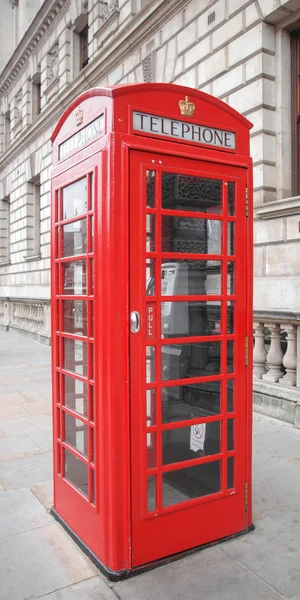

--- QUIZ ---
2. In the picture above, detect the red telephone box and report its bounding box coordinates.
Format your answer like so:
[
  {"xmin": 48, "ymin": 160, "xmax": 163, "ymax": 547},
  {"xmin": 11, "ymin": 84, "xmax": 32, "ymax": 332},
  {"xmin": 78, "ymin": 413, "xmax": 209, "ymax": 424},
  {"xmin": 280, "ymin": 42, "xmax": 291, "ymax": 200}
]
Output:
[{"xmin": 50, "ymin": 83, "xmax": 253, "ymax": 579}]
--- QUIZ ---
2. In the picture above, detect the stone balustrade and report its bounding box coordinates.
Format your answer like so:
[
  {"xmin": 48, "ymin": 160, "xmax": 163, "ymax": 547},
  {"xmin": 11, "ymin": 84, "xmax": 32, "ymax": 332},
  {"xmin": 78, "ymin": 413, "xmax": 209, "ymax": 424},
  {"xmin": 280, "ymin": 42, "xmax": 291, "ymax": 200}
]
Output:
[
  {"xmin": 0, "ymin": 297, "xmax": 50, "ymax": 344},
  {"xmin": 253, "ymin": 311, "xmax": 300, "ymax": 427}
]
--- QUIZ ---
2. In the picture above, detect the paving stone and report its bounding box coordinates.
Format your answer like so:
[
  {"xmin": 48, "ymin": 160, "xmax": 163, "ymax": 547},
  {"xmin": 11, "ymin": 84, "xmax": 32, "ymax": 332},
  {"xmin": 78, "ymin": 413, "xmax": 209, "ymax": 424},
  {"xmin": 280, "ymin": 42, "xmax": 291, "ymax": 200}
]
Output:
[
  {"xmin": 0, "ymin": 393, "xmax": 29, "ymax": 407},
  {"xmin": 0, "ymin": 451, "xmax": 52, "ymax": 490},
  {"xmin": 35, "ymin": 576, "xmax": 116, "ymax": 599},
  {"xmin": 27, "ymin": 428, "xmax": 53, "ymax": 451},
  {"xmin": 0, "ymin": 523, "xmax": 96, "ymax": 600},
  {"xmin": 0, "ymin": 487, "xmax": 52, "ymax": 539},
  {"xmin": 0, "ymin": 433, "xmax": 41, "ymax": 460},
  {"xmin": 0, "ymin": 414, "xmax": 52, "ymax": 437},
  {"xmin": 31, "ymin": 480, "xmax": 54, "ymax": 510},
  {"xmin": 223, "ymin": 521, "xmax": 300, "ymax": 598},
  {"xmin": 21, "ymin": 399, "xmax": 52, "ymax": 415},
  {"xmin": 0, "ymin": 404, "xmax": 31, "ymax": 419},
  {"xmin": 113, "ymin": 547, "xmax": 284, "ymax": 600}
]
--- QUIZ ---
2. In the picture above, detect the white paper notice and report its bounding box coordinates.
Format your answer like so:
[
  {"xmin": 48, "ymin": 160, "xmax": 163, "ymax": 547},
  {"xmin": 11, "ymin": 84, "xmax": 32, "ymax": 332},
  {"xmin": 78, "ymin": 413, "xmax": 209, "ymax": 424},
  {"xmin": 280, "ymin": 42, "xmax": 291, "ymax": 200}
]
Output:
[{"xmin": 190, "ymin": 424, "xmax": 206, "ymax": 452}]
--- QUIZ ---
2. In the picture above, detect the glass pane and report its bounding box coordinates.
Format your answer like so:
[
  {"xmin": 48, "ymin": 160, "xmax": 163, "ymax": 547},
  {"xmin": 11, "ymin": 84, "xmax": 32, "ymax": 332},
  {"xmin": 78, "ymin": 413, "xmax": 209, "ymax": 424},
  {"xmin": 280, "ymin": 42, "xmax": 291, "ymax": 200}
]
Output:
[
  {"xmin": 89, "ymin": 217, "xmax": 94, "ymax": 253},
  {"xmin": 147, "ymin": 432, "xmax": 156, "ymax": 468},
  {"xmin": 227, "ymin": 222, "xmax": 235, "ymax": 255},
  {"xmin": 227, "ymin": 457, "xmax": 234, "ymax": 488},
  {"xmin": 162, "ymin": 421, "xmax": 220, "ymax": 465},
  {"xmin": 162, "ymin": 342, "xmax": 221, "ymax": 381},
  {"xmin": 227, "ymin": 341, "xmax": 234, "ymax": 373},
  {"xmin": 90, "ymin": 259, "xmax": 94, "ymax": 295},
  {"xmin": 64, "ymin": 448, "xmax": 88, "ymax": 497},
  {"xmin": 64, "ymin": 375, "xmax": 88, "ymax": 417},
  {"xmin": 162, "ymin": 173, "xmax": 222, "ymax": 214},
  {"xmin": 146, "ymin": 259, "xmax": 156, "ymax": 296},
  {"xmin": 146, "ymin": 346, "xmax": 156, "ymax": 383},
  {"xmin": 227, "ymin": 262, "xmax": 235, "ymax": 295},
  {"xmin": 88, "ymin": 173, "xmax": 93, "ymax": 211},
  {"xmin": 227, "ymin": 379, "xmax": 234, "ymax": 412},
  {"xmin": 65, "ymin": 413, "xmax": 88, "ymax": 457},
  {"xmin": 146, "ymin": 170, "xmax": 156, "ymax": 208},
  {"xmin": 91, "ymin": 468, "xmax": 95, "ymax": 504},
  {"xmin": 90, "ymin": 385, "xmax": 94, "ymax": 422},
  {"xmin": 90, "ymin": 302, "xmax": 94, "ymax": 338},
  {"xmin": 148, "ymin": 476, "xmax": 156, "ymax": 512},
  {"xmin": 62, "ymin": 178, "xmax": 87, "ymax": 220},
  {"xmin": 162, "ymin": 381, "xmax": 221, "ymax": 423},
  {"xmin": 228, "ymin": 182, "xmax": 235, "ymax": 216},
  {"xmin": 146, "ymin": 214, "xmax": 155, "ymax": 252},
  {"xmin": 146, "ymin": 389, "xmax": 156, "ymax": 426},
  {"xmin": 62, "ymin": 219, "xmax": 87, "ymax": 257},
  {"xmin": 63, "ymin": 300, "xmax": 87, "ymax": 336},
  {"xmin": 161, "ymin": 301, "xmax": 221, "ymax": 338},
  {"xmin": 63, "ymin": 261, "xmax": 87, "ymax": 295},
  {"xmin": 64, "ymin": 338, "xmax": 88, "ymax": 377},
  {"xmin": 90, "ymin": 343, "xmax": 94, "ymax": 380},
  {"xmin": 227, "ymin": 301, "xmax": 234, "ymax": 334},
  {"xmin": 162, "ymin": 216, "xmax": 221, "ymax": 255},
  {"xmin": 227, "ymin": 418, "xmax": 234, "ymax": 450},
  {"xmin": 161, "ymin": 260, "xmax": 221, "ymax": 296},
  {"xmin": 162, "ymin": 460, "xmax": 221, "ymax": 507}
]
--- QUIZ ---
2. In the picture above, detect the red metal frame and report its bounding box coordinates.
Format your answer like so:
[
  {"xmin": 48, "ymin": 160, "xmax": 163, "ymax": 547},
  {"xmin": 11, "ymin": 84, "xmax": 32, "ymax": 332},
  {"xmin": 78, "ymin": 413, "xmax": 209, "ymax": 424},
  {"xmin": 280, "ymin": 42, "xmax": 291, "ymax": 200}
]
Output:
[{"xmin": 51, "ymin": 83, "xmax": 253, "ymax": 577}]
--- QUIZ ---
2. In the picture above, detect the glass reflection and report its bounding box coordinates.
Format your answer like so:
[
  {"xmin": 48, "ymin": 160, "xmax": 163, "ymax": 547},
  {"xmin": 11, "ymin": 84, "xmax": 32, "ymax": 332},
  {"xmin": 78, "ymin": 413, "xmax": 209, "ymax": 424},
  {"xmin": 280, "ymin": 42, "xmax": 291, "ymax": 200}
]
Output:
[
  {"xmin": 64, "ymin": 338, "xmax": 88, "ymax": 377},
  {"xmin": 64, "ymin": 375, "xmax": 88, "ymax": 417},
  {"xmin": 227, "ymin": 457, "xmax": 234, "ymax": 488},
  {"xmin": 65, "ymin": 413, "xmax": 88, "ymax": 457},
  {"xmin": 228, "ymin": 182, "xmax": 235, "ymax": 216},
  {"xmin": 162, "ymin": 380, "xmax": 221, "ymax": 423},
  {"xmin": 162, "ymin": 342, "xmax": 221, "ymax": 381},
  {"xmin": 146, "ymin": 259, "xmax": 155, "ymax": 296},
  {"xmin": 146, "ymin": 214, "xmax": 155, "ymax": 252},
  {"xmin": 162, "ymin": 173, "xmax": 222, "ymax": 213},
  {"xmin": 146, "ymin": 170, "xmax": 156, "ymax": 208},
  {"xmin": 162, "ymin": 216, "xmax": 221, "ymax": 255},
  {"xmin": 228, "ymin": 222, "xmax": 235, "ymax": 256},
  {"xmin": 227, "ymin": 379, "xmax": 234, "ymax": 412},
  {"xmin": 162, "ymin": 460, "xmax": 221, "ymax": 507},
  {"xmin": 161, "ymin": 261, "xmax": 221, "ymax": 296},
  {"xmin": 227, "ymin": 301, "xmax": 234, "ymax": 334},
  {"xmin": 162, "ymin": 421, "xmax": 220, "ymax": 465},
  {"xmin": 146, "ymin": 346, "xmax": 156, "ymax": 382},
  {"xmin": 64, "ymin": 448, "xmax": 88, "ymax": 497},
  {"xmin": 161, "ymin": 301, "xmax": 221, "ymax": 338},
  {"xmin": 63, "ymin": 300, "xmax": 87, "ymax": 336},
  {"xmin": 62, "ymin": 219, "xmax": 86, "ymax": 257},
  {"xmin": 227, "ymin": 262, "xmax": 235, "ymax": 295},
  {"xmin": 62, "ymin": 178, "xmax": 87, "ymax": 220},
  {"xmin": 148, "ymin": 476, "xmax": 156, "ymax": 512},
  {"xmin": 63, "ymin": 261, "xmax": 87, "ymax": 295}
]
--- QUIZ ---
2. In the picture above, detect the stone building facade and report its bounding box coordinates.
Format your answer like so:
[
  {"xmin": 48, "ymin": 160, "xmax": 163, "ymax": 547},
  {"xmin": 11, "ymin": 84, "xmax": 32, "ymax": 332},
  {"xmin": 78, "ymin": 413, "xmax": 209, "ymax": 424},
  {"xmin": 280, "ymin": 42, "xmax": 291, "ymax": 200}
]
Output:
[{"xmin": 0, "ymin": 0, "xmax": 300, "ymax": 425}]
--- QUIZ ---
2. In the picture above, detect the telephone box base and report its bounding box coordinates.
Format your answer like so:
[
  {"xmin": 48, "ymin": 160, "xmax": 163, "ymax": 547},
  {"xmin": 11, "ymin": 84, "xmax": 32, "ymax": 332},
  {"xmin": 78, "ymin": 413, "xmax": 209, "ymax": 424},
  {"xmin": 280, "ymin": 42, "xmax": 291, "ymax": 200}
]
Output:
[{"xmin": 51, "ymin": 507, "xmax": 254, "ymax": 581}]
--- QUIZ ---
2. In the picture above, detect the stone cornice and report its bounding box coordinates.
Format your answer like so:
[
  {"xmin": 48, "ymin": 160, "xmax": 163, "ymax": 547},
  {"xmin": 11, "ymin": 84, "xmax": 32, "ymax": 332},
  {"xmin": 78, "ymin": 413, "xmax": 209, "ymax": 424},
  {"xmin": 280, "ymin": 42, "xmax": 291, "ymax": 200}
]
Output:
[
  {"xmin": 0, "ymin": 0, "xmax": 67, "ymax": 97},
  {"xmin": 0, "ymin": 0, "xmax": 189, "ymax": 170},
  {"xmin": 255, "ymin": 196, "xmax": 300, "ymax": 219}
]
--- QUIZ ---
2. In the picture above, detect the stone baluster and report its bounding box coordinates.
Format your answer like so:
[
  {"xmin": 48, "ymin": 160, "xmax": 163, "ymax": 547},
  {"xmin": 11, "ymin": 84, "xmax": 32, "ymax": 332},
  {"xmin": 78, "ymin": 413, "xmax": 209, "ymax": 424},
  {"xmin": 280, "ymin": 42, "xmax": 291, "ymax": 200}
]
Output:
[
  {"xmin": 279, "ymin": 324, "xmax": 297, "ymax": 386},
  {"xmin": 262, "ymin": 323, "xmax": 284, "ymax": 383},
  {"xmin": 253, "ymin": 321, "xmax": 267, "ymax": 379}
]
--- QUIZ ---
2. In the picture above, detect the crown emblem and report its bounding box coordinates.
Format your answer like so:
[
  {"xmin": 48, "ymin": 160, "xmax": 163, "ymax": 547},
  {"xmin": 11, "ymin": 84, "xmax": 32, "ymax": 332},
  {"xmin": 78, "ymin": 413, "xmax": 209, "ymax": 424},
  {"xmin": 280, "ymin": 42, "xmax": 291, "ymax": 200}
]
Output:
[
  {"xmin": 75, "ymin": 106, "xmax": 84, "ymax": 126},
  {"xmin": 179, "ymin": 96, "xmax": 196, "ymax": 117}
]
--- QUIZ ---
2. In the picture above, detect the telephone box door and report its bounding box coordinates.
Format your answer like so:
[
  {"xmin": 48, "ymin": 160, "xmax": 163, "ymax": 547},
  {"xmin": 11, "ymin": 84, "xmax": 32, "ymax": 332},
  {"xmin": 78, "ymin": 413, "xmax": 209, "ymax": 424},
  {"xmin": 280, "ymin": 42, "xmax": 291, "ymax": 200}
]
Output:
[{"xmin": 130, "ymin": 150, "xmax": 249, "ymax": 567}]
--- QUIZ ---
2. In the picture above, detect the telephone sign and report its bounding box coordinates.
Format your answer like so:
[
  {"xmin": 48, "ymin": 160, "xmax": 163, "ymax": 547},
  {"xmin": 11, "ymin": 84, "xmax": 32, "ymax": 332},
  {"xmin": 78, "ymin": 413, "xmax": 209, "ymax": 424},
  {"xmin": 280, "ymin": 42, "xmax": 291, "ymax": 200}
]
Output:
[{"xmin": 50, "ymin": 83, "xmax": 253, "ymax": 579}]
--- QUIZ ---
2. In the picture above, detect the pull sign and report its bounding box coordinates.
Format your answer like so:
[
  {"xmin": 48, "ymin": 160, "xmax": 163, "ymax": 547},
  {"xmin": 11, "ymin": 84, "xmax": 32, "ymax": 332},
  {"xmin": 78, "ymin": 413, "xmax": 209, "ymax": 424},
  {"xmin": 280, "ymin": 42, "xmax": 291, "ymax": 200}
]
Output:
[{"xmin": 146, "ymin": 303, "xmax": 156, "ymax": 339}]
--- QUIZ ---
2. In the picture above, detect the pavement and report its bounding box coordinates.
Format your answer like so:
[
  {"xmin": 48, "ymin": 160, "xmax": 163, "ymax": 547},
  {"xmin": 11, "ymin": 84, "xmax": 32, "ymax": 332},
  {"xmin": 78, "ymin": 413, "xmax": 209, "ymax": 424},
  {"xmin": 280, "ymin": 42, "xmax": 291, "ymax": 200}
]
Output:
[{"xmin": 0, "ymin": 330, "xmax": 300, "ymax": 600}]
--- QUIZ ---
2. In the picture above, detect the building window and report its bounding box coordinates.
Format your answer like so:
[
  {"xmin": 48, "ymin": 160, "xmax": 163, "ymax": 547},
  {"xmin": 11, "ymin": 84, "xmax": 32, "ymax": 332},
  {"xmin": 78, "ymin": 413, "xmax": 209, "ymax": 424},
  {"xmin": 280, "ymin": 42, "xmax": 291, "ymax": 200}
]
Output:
[
  {"xmin": 32, "ymin": 71, "xmax": 42, "ymax": 119},
  {"xmin": 25, "ymin": 176, "xmax": 41, "ymax": 259},
  {"xmin": 80, "ymin": 25, "xmax": 89, "ymax": 69},
  {"xmin": 291, "ymin": 30, "xmax": 300, "ymax": 196},
  {"xmin": 0, "ymin": 196, "xmax": 10, "ymax": 264},
  {"xmin": 4, "ymin": 111, "xmax": 11, "ymax": 150}
]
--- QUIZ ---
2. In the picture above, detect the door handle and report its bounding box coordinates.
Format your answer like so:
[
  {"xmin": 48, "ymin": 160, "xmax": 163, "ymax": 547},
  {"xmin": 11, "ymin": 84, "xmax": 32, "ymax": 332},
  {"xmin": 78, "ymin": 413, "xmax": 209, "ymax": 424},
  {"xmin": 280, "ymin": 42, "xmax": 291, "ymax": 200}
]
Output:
[{"xmin": 130, "ymin": 311, "xmax": 140, "ymax": 333}]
